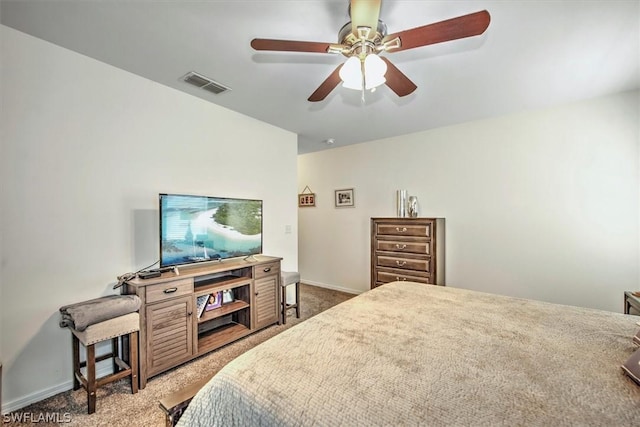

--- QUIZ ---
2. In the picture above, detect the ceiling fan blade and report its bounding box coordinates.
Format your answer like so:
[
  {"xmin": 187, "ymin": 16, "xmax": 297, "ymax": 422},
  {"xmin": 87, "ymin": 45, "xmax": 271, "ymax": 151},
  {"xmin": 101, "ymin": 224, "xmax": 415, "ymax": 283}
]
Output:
[
  {"xmin": 251, "ymin": 38, "xmax": 334, "ymax": 53},
  {"xmin": 383, "ymin": 10, "xmax": 491, "ymax": 53},
  {"xmin": 308, "ymin": 64, "xmax": 343, "ymax": 102},
  {"xmin": 382, "ymin": 57, "xmax": 417, "ymax": 97},
  {"xmin": 350, "ymin": 0, "xmax": 381, "ymax": 38}
]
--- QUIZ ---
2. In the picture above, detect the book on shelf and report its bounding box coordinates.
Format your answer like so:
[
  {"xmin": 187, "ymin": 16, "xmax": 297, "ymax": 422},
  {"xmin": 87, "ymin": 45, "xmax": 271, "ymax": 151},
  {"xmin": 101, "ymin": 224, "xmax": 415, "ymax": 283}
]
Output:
[
  {"xmin": 196, "ymin": 295, "xmax": 209, "ymax": 318},
  {"xmin": 206, "ymin": 291, "xmax": 222, "ymax": 311}
]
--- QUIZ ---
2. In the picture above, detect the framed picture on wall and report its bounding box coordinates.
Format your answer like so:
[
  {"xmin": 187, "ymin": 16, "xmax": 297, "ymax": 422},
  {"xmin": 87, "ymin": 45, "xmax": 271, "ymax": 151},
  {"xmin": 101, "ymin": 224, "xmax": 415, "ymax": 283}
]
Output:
[
  {"xmin": 298, "ymin": 193, "xmax": 316, "ymax": 207},
  {"xmin": 335, "ymin": 188, "xmax": 354, "ymax": 208}
]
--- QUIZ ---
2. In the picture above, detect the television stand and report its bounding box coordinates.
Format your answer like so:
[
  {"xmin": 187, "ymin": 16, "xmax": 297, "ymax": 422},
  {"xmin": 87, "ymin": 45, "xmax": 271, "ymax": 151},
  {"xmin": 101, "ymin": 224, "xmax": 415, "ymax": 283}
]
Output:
[{"xmin": 121, "ymin": 255, "xmax": 282, "ymax": 389}]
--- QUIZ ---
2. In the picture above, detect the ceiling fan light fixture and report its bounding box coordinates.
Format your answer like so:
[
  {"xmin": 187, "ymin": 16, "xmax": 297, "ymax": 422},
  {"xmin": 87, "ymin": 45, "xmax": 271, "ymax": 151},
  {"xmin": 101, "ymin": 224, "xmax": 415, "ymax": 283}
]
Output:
[
  {"xmin": 338, "ymin": 54, "xmax": 387, "ymax": 91},
  {"xmin": 339, "ymin": 56, "xmax": 363, "ymax": 89},
  {"xmin": 363, "ymin": 53, "xmax": 387, "ymax": 89}
]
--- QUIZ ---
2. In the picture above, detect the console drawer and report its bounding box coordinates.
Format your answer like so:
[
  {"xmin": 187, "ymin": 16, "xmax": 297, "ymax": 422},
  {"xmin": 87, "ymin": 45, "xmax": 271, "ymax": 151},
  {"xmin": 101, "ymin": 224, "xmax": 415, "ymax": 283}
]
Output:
[
  {"xmin": 254, "ymin": 262, "xmax": 280, "ymax": 279},
  {"xmin": 146, "ymin": 278, "xmax": 194, "ymax": 304}
]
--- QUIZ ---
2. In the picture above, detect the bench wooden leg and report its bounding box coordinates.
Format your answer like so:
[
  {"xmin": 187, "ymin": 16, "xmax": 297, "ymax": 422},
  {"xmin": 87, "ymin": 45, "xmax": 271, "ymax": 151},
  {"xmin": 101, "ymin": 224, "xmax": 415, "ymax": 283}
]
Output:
[
  {"xmin": 130, "ymin": 331, "xmax": 139, "ymax": 394},
  {"xmin": 112, "ymin": 337, "xmax": 119, "ymax": 373},
  {"xmin": 295, "ymin": 282, "xmax": 300, "ymax": 318},
  {"xmin": 86, "ymin": 344, "xmax": 96, "ymax": 414},
  {"xmin": 72, "ymin": 334, "xmax": 81, "ymax": 391},
  {"xmin": 281, "ymin": 285, "xmax": 287, "ymax": 325}
]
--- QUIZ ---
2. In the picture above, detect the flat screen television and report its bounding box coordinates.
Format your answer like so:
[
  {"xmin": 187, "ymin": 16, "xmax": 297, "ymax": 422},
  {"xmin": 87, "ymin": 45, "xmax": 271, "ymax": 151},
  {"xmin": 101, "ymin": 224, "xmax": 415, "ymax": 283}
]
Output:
[{"xmin": 159, "ymin": 193, "xmax": 262, "ymax": 268}]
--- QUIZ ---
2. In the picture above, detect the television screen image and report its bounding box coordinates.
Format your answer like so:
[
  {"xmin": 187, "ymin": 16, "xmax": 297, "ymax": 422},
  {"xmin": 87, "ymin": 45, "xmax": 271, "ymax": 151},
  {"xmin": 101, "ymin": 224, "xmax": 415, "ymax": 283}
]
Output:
[{"xmin": 159, "ymin": 193, "xmax": 262, "ymax": 267}]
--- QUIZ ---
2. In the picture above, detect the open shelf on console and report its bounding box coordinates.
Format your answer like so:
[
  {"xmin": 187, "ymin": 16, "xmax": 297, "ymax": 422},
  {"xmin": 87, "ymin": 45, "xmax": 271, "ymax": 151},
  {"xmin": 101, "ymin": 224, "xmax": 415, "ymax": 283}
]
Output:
[
  {"xmin": 194, "ymin": 267, "xmax": 251, "ymax": 286},
  {"xmin": 198, "ymin": 322, "xmax": 251, "ymax": 353},
  {"xmin": 198, "ymin": 300, "xmax": 250, "ymax": 323},
  {"xmin": 194, "ymin": 276, "xmax": 251, "ymax": 296}
]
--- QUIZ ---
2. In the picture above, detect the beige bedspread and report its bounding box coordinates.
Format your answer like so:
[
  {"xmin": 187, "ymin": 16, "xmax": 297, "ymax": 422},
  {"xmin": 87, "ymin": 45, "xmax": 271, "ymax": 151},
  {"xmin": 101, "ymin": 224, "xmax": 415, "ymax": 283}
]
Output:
[{"xmin": 177, "ymin": 282, "xmax": 640, "ymax": 426}]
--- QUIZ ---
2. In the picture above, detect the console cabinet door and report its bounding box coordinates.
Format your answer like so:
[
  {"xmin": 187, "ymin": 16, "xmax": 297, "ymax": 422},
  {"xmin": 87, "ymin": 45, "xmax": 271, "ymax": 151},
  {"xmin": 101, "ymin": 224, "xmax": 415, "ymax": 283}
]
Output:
[
  {"xmin": 253, "ymin": 275, "xmax": 279, "ymax": 330},
  {"xmin": 146, "ymin": 295, "xmax": 194, "ymax": 377}
]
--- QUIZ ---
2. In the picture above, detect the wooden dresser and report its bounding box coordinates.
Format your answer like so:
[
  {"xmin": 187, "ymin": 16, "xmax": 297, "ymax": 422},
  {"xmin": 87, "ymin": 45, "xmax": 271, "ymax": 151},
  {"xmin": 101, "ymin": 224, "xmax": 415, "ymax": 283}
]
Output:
[{"xmin": 371, "ymin": 218, "xmax": 444, "ymax": 288}]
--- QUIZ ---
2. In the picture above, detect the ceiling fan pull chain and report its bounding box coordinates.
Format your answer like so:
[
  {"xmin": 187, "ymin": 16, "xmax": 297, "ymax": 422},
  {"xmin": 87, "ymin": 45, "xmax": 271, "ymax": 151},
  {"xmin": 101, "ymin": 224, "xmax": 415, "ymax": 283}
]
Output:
[{"xmin": 361, "ymin": 58, "xmax": 366, "ymax": 104}]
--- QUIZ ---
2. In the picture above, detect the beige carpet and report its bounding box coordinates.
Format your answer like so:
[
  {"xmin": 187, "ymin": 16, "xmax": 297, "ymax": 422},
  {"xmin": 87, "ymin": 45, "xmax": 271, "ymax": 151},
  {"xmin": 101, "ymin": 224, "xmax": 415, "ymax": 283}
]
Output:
[{"xmin": 5, "ymin": 284, "xmax": 354, "ymax": 427}]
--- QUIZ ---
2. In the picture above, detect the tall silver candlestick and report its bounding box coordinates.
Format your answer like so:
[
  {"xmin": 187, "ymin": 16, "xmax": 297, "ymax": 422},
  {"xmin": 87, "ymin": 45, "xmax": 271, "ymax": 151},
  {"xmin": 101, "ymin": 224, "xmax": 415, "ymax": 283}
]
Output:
[{"xmin": 397, "ymin": 190, "xmax": 407, "ymax": 217}]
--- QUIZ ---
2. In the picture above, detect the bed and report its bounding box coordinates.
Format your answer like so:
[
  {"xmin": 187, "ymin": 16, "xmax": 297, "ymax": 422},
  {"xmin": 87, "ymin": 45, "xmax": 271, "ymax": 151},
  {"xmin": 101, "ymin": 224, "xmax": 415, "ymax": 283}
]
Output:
[{"xmin": 177, "ymin": 281, "xmax": 640, "ymax": 426}]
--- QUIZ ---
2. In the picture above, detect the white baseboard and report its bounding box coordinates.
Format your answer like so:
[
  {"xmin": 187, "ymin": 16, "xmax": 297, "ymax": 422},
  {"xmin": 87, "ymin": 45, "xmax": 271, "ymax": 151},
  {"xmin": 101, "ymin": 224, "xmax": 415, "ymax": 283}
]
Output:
[
  {"xmin": 301, "ymin": 279, "xmax": 364, "ymax": 295},
  {"xmin": 2, "ymin": 365, "xmax": 111, "ymax": 414}
]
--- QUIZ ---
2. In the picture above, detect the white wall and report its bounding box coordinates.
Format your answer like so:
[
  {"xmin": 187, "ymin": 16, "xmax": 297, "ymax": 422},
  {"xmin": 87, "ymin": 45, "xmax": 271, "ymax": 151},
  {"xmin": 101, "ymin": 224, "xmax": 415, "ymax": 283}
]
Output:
[
  {"xmin": 299, "ymin": 90, "xmax": 639, "ymax": 312},
  {"xmin": 0, "ymin": 25, "xmax": 298, "ymax": 412}
]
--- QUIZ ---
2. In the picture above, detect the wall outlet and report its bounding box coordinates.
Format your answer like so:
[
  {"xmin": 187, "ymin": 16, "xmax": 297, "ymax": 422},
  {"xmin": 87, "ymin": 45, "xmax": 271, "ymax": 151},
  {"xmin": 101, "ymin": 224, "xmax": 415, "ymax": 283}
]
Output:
[{"xmin": 285, "ymin": 224, "xmax": 292, "ymax": 234}]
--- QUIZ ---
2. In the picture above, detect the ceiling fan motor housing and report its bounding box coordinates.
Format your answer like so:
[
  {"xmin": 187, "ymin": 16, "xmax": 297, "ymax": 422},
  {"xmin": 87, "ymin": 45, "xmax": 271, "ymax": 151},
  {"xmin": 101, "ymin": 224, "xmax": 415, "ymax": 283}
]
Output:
[{"xmin": 338, "ymin": 20, "xmax": 387, "ymax": 58}]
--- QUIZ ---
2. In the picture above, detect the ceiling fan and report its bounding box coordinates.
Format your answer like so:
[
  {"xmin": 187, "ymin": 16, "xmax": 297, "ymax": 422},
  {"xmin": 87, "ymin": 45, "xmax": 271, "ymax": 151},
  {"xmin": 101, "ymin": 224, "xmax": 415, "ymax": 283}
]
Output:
[{"xmin": 251, "ymin": 0, "xmax": 490, "ymax": 102}]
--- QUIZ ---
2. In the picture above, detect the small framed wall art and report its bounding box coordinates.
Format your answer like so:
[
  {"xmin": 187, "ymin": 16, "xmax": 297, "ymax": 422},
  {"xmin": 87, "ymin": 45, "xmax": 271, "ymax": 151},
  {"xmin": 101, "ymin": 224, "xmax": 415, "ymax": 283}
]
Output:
[
  {"xmin": 299, "ymin": 185, "xmax": 316, "ymax": 207},
  {"xmin": 335, "ymin": 188, "xmax": 355, "ymax": 208},
  {"xmin": 298, "ymin": 193, "xmax": 316, "ymax": 207}
]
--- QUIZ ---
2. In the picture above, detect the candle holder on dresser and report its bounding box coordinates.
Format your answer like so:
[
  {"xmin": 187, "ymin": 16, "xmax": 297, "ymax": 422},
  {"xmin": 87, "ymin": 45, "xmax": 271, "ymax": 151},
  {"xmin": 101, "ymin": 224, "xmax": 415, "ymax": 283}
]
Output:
[
  {"xmin": 407, "ymin": 196, "xmax": 419, "ymax": 218},
  {"xmin": 396, "ymin": 190, "xmax": 407, "ymax": 217}
]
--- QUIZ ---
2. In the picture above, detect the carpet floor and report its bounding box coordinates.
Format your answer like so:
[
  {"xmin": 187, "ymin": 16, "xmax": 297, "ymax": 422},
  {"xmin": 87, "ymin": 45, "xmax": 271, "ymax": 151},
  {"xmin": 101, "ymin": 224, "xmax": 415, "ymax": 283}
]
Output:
[{"xmin": 4, "ymin": 284, "xmax": 354, "ymax": 427}]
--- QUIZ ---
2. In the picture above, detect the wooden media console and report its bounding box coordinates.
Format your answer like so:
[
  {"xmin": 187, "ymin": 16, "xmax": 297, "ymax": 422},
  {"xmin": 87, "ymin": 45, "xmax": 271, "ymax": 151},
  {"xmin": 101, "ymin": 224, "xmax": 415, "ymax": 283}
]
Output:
[{"xmin": 121, "ymin": 255, "xmax": 281, "ymax": 388}]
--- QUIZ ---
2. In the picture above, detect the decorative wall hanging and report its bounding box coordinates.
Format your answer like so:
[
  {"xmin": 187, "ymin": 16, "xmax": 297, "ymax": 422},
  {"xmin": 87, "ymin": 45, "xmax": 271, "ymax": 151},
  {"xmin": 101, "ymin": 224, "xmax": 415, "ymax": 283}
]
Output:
[
  {"xmin": 298, "ymin": 185, "xmax": 316, "ymax": 207},
  {"xmin": 335, "ymin": 188, "xmax": 355, "ymax": 208}
]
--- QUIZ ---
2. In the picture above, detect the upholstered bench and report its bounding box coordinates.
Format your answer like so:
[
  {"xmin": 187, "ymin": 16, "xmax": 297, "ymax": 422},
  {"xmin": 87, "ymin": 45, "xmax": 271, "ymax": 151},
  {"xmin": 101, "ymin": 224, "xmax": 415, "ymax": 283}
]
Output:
[
  {"xmin": 69, "ymin": 312, "xmax": 140, "ymax": 414},
  {"xmin": 281, "ymin": 271, "xmax": 300, "ymax": 324}
]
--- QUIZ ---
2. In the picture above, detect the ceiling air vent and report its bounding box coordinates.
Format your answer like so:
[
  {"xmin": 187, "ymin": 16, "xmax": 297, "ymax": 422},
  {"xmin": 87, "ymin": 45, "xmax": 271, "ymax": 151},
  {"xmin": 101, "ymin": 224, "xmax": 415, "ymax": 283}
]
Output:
[{"xmin": 182, "ymin": 71, "xmax": 231, "ymax": 95}]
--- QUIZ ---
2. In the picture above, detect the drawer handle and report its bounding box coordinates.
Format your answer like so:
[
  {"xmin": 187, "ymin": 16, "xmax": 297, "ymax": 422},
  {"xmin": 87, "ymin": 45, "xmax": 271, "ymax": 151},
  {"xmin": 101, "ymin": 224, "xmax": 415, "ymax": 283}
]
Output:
[
  {"xmin": 163, "ymin": 287, "xmax": 178, "ymax": 294},
  {"xmin": 395, "ymin": 244, "xmax": 407, "ymax": 249},
  {"xmin": 396, "ymin": 261, "xmax": 407, "ymax": 267},
  {"xmin": 396, "ymin": 227, "xmax": 407, "ymax": 232},
  {"xmin": 396, "ymin": 277, "xmax": 407, "ymax": 281},
  {"xmin": 263, "ymin": 267, "xmax": 271, "ymax": 273}
]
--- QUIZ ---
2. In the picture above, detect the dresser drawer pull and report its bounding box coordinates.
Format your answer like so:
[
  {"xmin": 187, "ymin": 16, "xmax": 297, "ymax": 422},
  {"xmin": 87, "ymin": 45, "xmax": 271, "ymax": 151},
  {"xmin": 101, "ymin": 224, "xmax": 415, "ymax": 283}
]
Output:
[
  {"xmin": 396, "ymin": 261, "xmax": 407, "ymax": 267},
  {"xmin": 163, "ymin": 287, "xmax": 178, "ymax": 294},
  {"xmin": 263, "ymin": 267, "xmax": 271, "ymax": 273},
  {"xmin": 395, "ymin": 227, "xmax": 407, "ymax": 232},
  {"xmin": 395, "ymin": 244, "xmax": 407, "ymax": 249},
  {"xmin": 396, "ymin": 277, "xmax": 407, "ymax": 281}
]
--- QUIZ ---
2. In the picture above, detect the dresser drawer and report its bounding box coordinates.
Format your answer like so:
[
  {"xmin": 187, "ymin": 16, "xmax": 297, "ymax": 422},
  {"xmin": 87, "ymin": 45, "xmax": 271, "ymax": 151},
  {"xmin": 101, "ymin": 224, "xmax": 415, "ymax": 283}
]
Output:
[
  {"xmin": 146, "ymin": 278, "xmax": 193, "ymax": 304},
  {"xmin": 377, "ymin": 270, "xmax": 432, "ymax": 284},
  {"xmin": 375, "ymin": 222, "xmax": 432, "ymax": 238},
  {"xmin": 376, "ymin": 240, "xmax": 431, "ymax": 255},
  {"xmin": 254, "ymin": 262, "xmax": 280, "ymax": 279},
  {"xmin": 376, "ymin": 255, "xmax": 432, "ymax": 272}
]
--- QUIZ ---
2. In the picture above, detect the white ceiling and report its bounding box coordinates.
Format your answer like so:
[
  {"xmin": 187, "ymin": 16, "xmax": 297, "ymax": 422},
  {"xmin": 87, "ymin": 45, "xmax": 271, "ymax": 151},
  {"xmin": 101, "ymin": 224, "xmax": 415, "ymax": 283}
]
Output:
[{"xmin": 1, "ymin": 1, "xmax": 638, "ymax": 154}]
